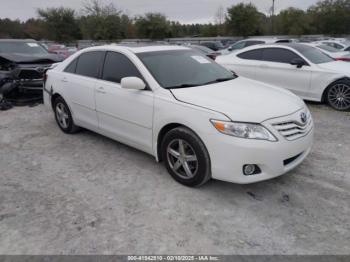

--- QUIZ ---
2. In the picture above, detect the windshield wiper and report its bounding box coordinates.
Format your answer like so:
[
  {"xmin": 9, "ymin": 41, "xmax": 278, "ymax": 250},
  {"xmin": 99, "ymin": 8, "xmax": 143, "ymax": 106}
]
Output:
[
  {"xmin": 167, "ymin": 83, "xmax": 201, "ymax": 89},
  {"xmin": 200, "ymin": 76, "xmax": 236, "ymax": 86},
  {"xmin": 215, "ymin": 77, "xmax": 236, "ymax": 82},
  {"xmin": 167, "ymin": 76, "xmax": 236, "ymax": 89}
]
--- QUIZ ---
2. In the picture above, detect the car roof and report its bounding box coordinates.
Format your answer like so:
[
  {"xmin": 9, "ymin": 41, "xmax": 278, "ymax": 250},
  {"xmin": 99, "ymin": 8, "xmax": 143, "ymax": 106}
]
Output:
[
  {"xmin": 80, "ymin": 44, "xmax": 190, "ymax": 54},
  {"xmin": 318, "ymin": 40, "xmax": 350, "ymax": 46},
  {"xmin": 240, "ymin": 38, "xmax": 291, "ymax": 43},
  {"xmin": 234, "ymin": 43, "xmax": 313, "ymax": 54},
  {"xmin": 0, "ymin": 39, "xmax": 37, "ymax": 42},
  {"xmin": 201, "ymin": 41, "xmax": 221, "ymax": 43}
]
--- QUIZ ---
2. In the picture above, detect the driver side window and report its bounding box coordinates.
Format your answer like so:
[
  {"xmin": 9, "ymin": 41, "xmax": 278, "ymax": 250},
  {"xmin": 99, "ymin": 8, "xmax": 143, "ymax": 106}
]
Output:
[{"xmin": 102, "ymin": 52, "xmax": 142, "ymax": 84}]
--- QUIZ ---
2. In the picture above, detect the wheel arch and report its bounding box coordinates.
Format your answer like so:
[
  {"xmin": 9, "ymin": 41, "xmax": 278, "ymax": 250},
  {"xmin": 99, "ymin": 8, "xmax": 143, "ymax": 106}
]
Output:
[
  {"xmin": 51, "ymin": 93, "xmax": 63, "ymax": 111},
  {"xmin": 156, "ymin": 122, "xmax": 207, "ymax": 162},
  {"xmin": 322, "ymin": 77, "xmax": 350, "ymax": 102},
  {"xmin": 50, "ymin": 93, "xmax": 76, "ymax": 121}
]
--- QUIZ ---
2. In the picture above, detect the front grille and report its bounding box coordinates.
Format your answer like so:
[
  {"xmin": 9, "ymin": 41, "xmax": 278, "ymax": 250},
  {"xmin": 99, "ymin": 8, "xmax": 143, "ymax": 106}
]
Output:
[
  {"xmin": 272, "ymin": 112, "xmax": 313, "ymax": 141},
  {"xmin": 18, "ymin": 69, "xmax": 43, "ymax": 80},
  {"xmin": 284, "ymin": 153, "xmax": 302, "ymax": 166}
]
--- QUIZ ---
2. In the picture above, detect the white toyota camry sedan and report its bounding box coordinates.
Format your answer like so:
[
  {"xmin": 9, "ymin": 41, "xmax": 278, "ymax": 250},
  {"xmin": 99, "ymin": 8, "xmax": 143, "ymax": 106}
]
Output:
[
  {"xmin": 217, "ymin": 43, "xmax": 350, "ymax": 111},
  {"xmin": 44, "ymin": 45, "xmax": 313, "ymax": 187}
]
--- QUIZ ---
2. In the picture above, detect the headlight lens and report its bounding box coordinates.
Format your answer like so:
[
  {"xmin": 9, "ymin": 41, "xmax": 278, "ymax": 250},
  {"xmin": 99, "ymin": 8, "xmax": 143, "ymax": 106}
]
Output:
[{"xmin": 210, "ymin": 120, "xmax": 277, "ymax": 141}]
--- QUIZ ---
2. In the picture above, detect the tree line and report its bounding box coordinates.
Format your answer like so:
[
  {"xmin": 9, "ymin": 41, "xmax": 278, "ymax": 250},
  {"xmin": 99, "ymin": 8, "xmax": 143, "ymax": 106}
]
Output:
[{"xmin": 0, "ymin": 0, "xmax": 349, "ymax": 43}]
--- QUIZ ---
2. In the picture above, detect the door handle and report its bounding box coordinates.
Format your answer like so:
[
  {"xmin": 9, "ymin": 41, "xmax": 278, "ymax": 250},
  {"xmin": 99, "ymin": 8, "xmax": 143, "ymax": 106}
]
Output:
[
  {"xmin": 96, "ymin": 87, "xmax": 106, "ymax": 94},
  {"xmin": 61, "ymin": 77, "xmax": 68, "ymax": 83}
]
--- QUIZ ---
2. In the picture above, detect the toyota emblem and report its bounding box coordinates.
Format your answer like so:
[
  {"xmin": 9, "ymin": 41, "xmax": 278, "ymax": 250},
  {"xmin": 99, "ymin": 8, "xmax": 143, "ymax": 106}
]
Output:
[
  {"xmin": 36, "ymin": 67, "xmax": 45, "ymax": 73},
  {"xmin": 300, "ymin": 112, "xmax": 307, "ymax": 124}
]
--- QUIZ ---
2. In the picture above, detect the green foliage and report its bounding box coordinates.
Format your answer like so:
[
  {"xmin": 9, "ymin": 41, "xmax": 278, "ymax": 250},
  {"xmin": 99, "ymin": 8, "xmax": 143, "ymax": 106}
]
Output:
[
  {"xmin": 275, "ymin": 8, "xmax": 311, "ymax": 35},
  {"xmin": 308, "ymin": 0, "xmax": 350, "ymax": 35},
  {"xmin": 1, "ymin": 0, "xmax": 350, "ymax": 42},
  {"xmin": 79, "ymin": 0, "xmax": 131, "ymax": 40},
  {"xmin": 135, "ymin": 13, "xmax": 171, "ymax": 39},
  {"xmin": 0, "ymin": 19, "xmax": 26, "ymax": 38},
  {"xmin": 23, "ymin": 19, "xmax": 47, "ymax": 40},
  {"xmin": 226, "ymin": 3, "xmax": 263, "ymax": 36},
  {"xmin": 37, "ymin": 7, "xmax": 81, "ymax": 42}
]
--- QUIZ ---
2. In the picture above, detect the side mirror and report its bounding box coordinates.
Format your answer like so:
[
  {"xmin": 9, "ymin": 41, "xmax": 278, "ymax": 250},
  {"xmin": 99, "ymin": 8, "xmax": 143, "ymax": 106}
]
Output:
[
  {"xmin": 228, "ymin": 47, "xmax": 233, "ymax": 51},
  {"xmin": 121, "ymin": 77, "xmax": 146, "ymax": 90},
  {"xmin": 290, "ymin": 58, "xmax": 306, "ymax": 68}
]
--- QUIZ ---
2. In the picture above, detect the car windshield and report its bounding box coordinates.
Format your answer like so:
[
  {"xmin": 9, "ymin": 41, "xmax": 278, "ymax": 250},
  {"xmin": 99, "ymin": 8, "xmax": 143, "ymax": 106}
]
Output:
[
  {"xmin": 293, "ymin": 44, "xmax": 334, "ymax": 64},
  {"xmin": 0, "ymin": 42, "xmax": 48, "ymax": 54},
  {"xmin": 137, "ymin": 50, "xmax": 235, "ymax": 89},
  {"xmin": 191, "ymin": 45, "xmax": 213, "ymax": 54},
  {"xmin": 317, "ymin": 44, "xmax": 339, "ymax": 53}
]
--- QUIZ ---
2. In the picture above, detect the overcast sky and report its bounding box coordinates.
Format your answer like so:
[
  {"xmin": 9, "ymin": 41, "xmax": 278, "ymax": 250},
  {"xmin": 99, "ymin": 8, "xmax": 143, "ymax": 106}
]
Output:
[{"xmin": 0, "ymin": 0, "xmax": 319, "ymax": 24}]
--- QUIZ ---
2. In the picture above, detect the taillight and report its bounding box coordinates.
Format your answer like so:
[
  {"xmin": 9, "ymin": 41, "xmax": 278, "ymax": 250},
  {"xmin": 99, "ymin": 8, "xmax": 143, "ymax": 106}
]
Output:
[
  {"xmin": 336, "ymin": 57, "xmax": 350, "ymax": 62},
  {"xmin": 207, "ymin": 54, "xmax": 217, "ymax": 60}
]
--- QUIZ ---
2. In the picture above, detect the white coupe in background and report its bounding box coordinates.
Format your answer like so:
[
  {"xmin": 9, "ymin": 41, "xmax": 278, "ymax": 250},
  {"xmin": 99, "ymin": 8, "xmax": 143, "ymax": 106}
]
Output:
[
  {"xmin": 44, "ymin": 45, "xmax": 313, "ymax": 187},
  {"xmin": 314, "ymin": 39, "xmax": 350, "ymax": 51},
  {"xmin": 221, "ymin": 37, "xmax": 292, "ymax": 55},
  {"xmin": 217, "ymin": 43, "xmax": 350, "ymax": 111},
  {"xmin": 306, "ymin": 43, "xmax": 350, "ymax": 61}
]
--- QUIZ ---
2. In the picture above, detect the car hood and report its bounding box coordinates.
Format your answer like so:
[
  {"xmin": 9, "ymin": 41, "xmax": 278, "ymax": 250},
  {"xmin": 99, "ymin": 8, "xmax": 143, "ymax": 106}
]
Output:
[
  {"xmin": 171, "ymin": 77, "xmax": 304, "ymax": 123},
  {"xmin": 317, "ymin": 61, "xmax": 350, "ymax": 74},
  {"xmin": 0, "ymin": 52, "xmax": 63, "ymax": 63}
]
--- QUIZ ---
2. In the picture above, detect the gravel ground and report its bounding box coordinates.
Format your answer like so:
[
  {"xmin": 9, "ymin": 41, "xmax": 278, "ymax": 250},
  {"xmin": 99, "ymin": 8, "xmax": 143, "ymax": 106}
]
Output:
[{"xmin": 0, "ymin": 103, "xmax": 349, "ymax": 255}]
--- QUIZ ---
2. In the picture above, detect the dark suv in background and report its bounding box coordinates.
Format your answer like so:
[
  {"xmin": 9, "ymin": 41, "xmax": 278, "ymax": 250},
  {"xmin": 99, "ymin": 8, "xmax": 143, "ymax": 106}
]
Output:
[
  {"xmin": 200, "ymin": 41, "xmax": 224, "ymax": 51},
  {"xmin": 0, "ymin": 39, "xmax": 62, "ymax": 106}
]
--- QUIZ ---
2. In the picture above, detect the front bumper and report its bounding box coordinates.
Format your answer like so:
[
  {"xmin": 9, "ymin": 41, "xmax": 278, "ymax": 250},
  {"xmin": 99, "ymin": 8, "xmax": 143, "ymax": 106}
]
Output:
[{"xmin": 205, "ymin": 111, "xmax": 314, "ymax": 184}]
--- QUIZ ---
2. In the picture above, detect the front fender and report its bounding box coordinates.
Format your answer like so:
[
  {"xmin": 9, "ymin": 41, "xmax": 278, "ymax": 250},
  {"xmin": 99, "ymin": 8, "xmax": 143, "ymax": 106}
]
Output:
[
  {"xmin": 152, "ymin": 97, "xmax": 230, "ymax": 161},
  {"xmin": 311, "ymin": 71, "xmax": 350, "ymax": 101}
]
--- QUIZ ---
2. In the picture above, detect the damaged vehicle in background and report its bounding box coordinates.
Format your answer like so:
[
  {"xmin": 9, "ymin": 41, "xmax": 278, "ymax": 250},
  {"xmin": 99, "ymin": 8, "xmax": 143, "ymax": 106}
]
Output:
[{"xmin": 0, "ymin": 39, "xmax": 62, "ymax": 109}]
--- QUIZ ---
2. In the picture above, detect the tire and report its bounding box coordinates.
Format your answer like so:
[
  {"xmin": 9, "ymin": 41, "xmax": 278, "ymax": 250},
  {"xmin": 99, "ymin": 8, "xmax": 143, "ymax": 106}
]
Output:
[
  {"xmin": 53, "ymin": 96, "xmax": 80, "ymax": 134},
  {"xmin": 161, "ymin": 127, "xmax": 211, "ymax": 187},
  {"xmin": 325, "ymin": 79, "xmax": 350, "ymax": 111}
]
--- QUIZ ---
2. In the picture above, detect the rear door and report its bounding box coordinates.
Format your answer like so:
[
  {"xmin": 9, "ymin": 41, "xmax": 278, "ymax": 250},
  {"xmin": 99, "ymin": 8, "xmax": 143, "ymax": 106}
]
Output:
[
  {"xmin": 61, "ymin": 51, "xmax": 104, "ymax": 130},
  {"xmin": 254, "ymin": 48, "xmax": 312, "ymax": 97}
]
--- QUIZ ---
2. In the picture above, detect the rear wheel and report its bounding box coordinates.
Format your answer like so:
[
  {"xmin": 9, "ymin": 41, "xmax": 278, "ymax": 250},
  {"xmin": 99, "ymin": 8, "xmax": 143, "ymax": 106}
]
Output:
[
  {"xmin": 161, "ymin": 127, "xmax": 211, "ymax": 187},
  {"xmin": 326, "ymin": 80, "xmax": 350, "ymax": 111},
  {"xmin": 53, "ymin": 96, "xmax": 80, "ymax": 134}
]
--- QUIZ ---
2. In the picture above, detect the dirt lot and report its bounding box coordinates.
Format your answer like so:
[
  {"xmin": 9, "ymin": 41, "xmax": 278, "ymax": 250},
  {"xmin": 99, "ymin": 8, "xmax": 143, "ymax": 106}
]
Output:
[{"xmin": 0, "ymin": 103, "xmax": 349, "ymax": 255}]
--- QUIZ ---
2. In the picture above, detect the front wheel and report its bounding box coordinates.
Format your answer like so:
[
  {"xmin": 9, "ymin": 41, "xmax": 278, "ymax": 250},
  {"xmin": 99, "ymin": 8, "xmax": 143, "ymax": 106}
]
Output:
[
  {"xmin": 326, "ymin": 80, "xmax": 350, "ymax": 111},
  {"xmin": 161, "ymin": 127, "xmax": 211, "ymax": 187}
]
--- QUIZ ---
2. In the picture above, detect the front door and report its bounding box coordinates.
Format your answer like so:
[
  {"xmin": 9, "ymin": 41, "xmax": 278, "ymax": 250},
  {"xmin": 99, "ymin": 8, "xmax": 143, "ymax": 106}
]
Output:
[
  {"xmin": 254, "ymin": 48, "xmax": 312, "ymax": 97},
  {"xmin": 95, "ymin": 51, "xmax": 154, "ymax": 153}
]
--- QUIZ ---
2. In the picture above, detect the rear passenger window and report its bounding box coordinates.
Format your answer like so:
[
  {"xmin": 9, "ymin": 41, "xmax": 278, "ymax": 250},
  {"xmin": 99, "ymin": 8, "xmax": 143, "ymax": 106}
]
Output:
[
  {"xmin": 76, "ymin": 52, "xmax": 104, "ymax": 78},
  {"xmin": 64, "ymin": 58, "xmax": 77, "ymax": 73},
  {"xmin": 237, "ymin": 49, "xmax": 262, "ymax": 60},
  {"xmin": 262, "ymin": 48, "xmax": 301, "ymax": 64},
  {"xmin": 231, "ymin": 41, "xmax": 246, "ymax": 50},
  {"xmin": 102, "ymin": 52, "xmax": 142, "ymax": 83}
]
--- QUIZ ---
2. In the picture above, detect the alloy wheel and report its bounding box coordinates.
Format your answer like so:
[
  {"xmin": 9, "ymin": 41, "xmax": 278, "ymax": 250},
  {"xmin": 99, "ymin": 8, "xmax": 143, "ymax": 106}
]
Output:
[
  {"xmin": 328, "ymin": 83, "xmax": 350, "ymax": 110},
  {"xmin": 166, "ymin": 139, "xmax": 198, "ymax": 179},
  {"xmin": 55, "ymin": 102, "xmax": 70, "ymax": 129}
]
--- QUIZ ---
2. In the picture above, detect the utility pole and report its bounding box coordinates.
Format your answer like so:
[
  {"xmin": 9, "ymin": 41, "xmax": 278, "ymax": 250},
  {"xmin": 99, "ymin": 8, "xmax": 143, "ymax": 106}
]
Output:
[{"xmin": 271, "ymin": 0, "xmax": 276, "ymax": 35}]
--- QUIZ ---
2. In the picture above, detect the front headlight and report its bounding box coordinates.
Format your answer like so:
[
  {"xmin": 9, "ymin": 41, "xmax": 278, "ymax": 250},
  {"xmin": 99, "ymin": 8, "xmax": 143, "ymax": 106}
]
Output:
[{"xmin": 210, "ymin": 120, "xmax": 277, "ymax": 141}]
